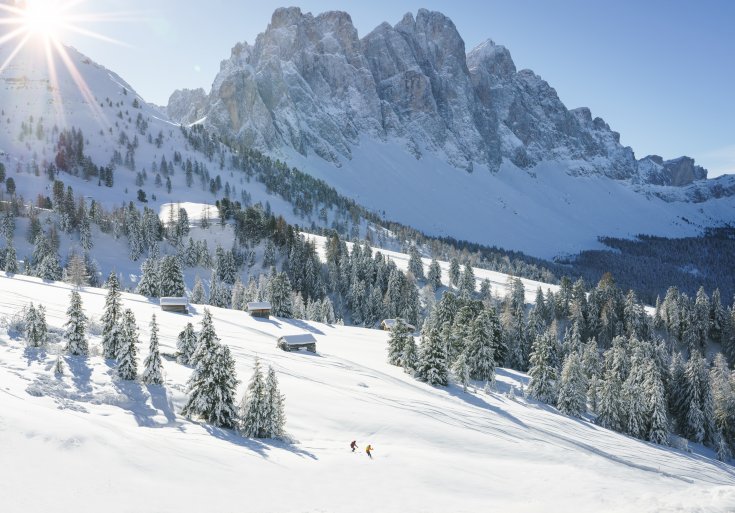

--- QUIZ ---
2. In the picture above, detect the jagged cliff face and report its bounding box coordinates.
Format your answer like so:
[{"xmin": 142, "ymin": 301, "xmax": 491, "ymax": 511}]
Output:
[{"xmin": 168, "ymin": 8, "xmax": 700, "ymax": 183}]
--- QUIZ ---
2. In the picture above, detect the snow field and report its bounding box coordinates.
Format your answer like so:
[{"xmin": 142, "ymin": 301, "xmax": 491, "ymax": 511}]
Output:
[{"xmin": 1, "ymin": 272, "xmax": 734, "ymax": 512}]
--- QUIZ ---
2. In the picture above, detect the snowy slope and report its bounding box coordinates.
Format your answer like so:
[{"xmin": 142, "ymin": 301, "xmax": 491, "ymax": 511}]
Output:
[
  {"xmin": 287, "ymin": 139, "xmax": 734, "ymax": 259},
  {"xmin": 0, "ymin": 41, "xmax": 302, "ymax": 227},
  {"xmin": 1, "ymin": 272, "xmax": 734, "ymax": 513}
]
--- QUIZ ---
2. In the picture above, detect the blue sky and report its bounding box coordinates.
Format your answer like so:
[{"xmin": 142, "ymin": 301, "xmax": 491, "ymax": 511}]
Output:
[{"xmin": 60, "ymin": 0, "xmax": 734, "ymax": 176}]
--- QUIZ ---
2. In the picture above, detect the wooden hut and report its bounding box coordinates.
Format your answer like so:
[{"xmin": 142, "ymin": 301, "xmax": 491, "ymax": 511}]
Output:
[
  {"xmin": 247, "ymin": 301, "xmax": 272, "ymax": 319},
  {"xmin": 277, "ymin": 334, "xmax": 317, "ymax": 353},
  {"xmin": 160, "ymin": 297, "xmax": 189, "ymax": 314},
  {"xmin": 380, "ymin": 318, "xmax": 416, "ymax": 332}
]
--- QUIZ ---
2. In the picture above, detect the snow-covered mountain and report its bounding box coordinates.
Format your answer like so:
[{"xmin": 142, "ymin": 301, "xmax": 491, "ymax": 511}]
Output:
[
  {"xmin": 2, "ymin": 272, "xmax": 734, "ymax": 513},
  {"xmin": 165, "ymin": 7, "xmax": 735, "ymax": 258}
]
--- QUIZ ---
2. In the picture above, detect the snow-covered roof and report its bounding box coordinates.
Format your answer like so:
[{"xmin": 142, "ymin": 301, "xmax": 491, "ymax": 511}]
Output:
[
  {"xmin": 247, "ymin": 301, "xmax": 272, "ymax": 310},
  {"xmin": 381, "ymin": 318, "xmax": 415, "ymax": 330},
  {"xmin": 160, "ymin": 297, "xmax": 188, "ymax": 305},
  {"xmin": 278, "ymin": 333, "xmax": 317, "ymax": 344}
]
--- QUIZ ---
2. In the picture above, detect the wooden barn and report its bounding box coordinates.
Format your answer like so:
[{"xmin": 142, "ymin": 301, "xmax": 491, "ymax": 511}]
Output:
[
  {"xmin": 160, "ymin": 297, "xmax": 188, "ymax": 314},
  {"xmin": 380, "ymin": 318, "xmax": 416, "ymax": 332},
  {"xmin": 277, "ymin": 334, "xmax": 317, "ymax": 353},
  {"xmin": 247, "ymin": 301, "xmax": 272, "ymax": 319}
]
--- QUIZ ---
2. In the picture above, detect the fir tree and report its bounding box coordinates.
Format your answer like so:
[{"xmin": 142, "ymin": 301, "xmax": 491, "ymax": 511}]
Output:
[
  {"xmin": 528, "ymin": 327, "xmax": 558, "ymax": 404},
  {"xmin": 191, "ymin": 309, "xmax": 219, "ymax": 368},
  {"xmin": 466, "ymin": 310, "xmax": 499, "ymax": 382},
  {"xmin": 644, "ymin": 360, "xmax": 669, "ymax": 445},
  {"xmin": 24, "ymin": 303, "xmax": 44, "ymax": 347},
  {"xmin": 459, "ymin": 262, "xmax": 475, "ymax": 296},
  {"xmin": 191, "ymin": 275, "xmax": 205, "ymax": 304},
  {"xmin": 64, "ymin": 290, "xmax": 88, "ymax": 355},
  {"xmin": 416, "ymin": 327, "xmax": 449, "ymax": 386},
  {"xmin": 183, "ymin": 343, "xmax": 239, "ymax": 428},
  {"xmin": 427, "ymin": 258, "xmax": 442, "ymax": 290},
  {"xmin": 101, "ymin": 272, "xmax": 123, "ymax": 359},
  {"xmin": 448, "ymin": 257, "xmax": 461, "ymax": 288},
  {"xmin": 231, "ymin": 277, "xmax": 245, "ymax": 310},
  {"xmin": 142, "ymin": 314, "xmax": 163, "ymax": 385},
  {"xmin": 402, "ymin": 334, "xmax": 419, "ymax": 373},
  {"xmin": 557, "ymin": 352, "xmax": 587, "ymax": 417},
  {"xmin": 117, "ymin": 309, "xmax": 139, "ymax": 380},
  {"xmin": 159, "ymin": 255, "xmax": 185, "ymax": 297},
  {"xmin": 387, "ymin": 318, "xmax": 411, "ymax": 366},
  {"xmin": 176, "ymin": 322, "xmax": 198, "ymax": 365},
  {"xmin": 408, "ymin": 245, "xmax": 424, "ymax": 280},
  {"xmin": 4, "ymin": 242, "xmax": 18, "ymax": 273},
  {"xmin": 452, "ymin": 352, "xmax": 470, "ymax": 392},
  {"xmin": 240, "ymin": 358, "xmax": 269, "ymax": 437},
  {"xmin": 136, "ymin": 256, "xmax": 160, "ymax": 297},
  {"xmin": 265, "ymin": 365, "xmax": 286, "ymax": 439}
]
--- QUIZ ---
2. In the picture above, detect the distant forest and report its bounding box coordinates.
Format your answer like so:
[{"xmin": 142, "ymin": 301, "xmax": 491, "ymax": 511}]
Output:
[{"xmin": 559, "ymin": 228, "xmax": 735, "ymax": 305}]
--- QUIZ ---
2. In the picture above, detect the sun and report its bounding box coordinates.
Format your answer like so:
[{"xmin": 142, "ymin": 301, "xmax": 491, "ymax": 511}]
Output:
[{"xmin": 20, "ymin": 0, "xmax": 66, "ymax": 39}]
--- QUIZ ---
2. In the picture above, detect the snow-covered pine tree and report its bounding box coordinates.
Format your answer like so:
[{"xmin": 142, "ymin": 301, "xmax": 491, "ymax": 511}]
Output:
[
  {"xmin": 644, "ymin": 360, "xmax": 669, "ymax": 445},
  {"xmin": 408, "ymin": 245, "xmax": 424, "ymax": 280},
  {"xmin": 265, "ymin": 365, "xmax": 286, "ymax": 439},
  {"xmin": 427, "ymin": 258, "xmax": 442, "ymax": 290},
  {"xmin": 183, "ymin": 343, "xmax": 239, "ymax": 428},
  {"xmin": 466, "ymin": 310, "xmax": 499, "ymax": 382},
  {"xmin": 4, "ymin": 242, "xmax": 18, "ymax": 273},
  {"xmin": 416, "ymin": 327, "xmax": 449, "ymax": 386},
  {"xmin": 35, "ymin": 305, "xmax": 48, "ymax": 347},
  {"xmin": 459, "ymin": 262, "xmax": 475, "ymax": 296},
  {"xmin": 136, "ymin": 256, "xmax": 160, "ymax": 297},
  {"xmin": 596, "ymin": 343, "xmax": 627, "ymax": 432},
  {"xmin": 240, "ymin": 358, "xmax": 269, "ymax": 437},
  {"xmin": 191, "ymin": 309, "xmax": 219, "ymax": 368},
  {"xmin": 402, "ymin": 334, "xmax": 419, "ymax": 373},
  {"xmin": 64, "ymin": 290, "xmax": 88, "ymax": 355},
  {"xmin": 117, "ymin": 309, "xmax": 139, "ymax": 380},
  {"xmin": 189, "ymin": 275, "xmax": 204, "ymax": 304},
  {"xmin": 159, "ymin": 255, "xmax": 185, "ymax": 297},
  {"xmin": 268, "ymin": 271, "xmax": 293, "ymax": 318},
  {"xmin": 387, "ymin": 318, "xmax": 411, "ymax": 366},
  {"xmin": 142, "ymin": 314, "xmax": 163, "ymax": 385},
  {"xmin": 527, "ymin": 327, "xmax": 558, "ymax": 404},
  {"xmin": 231, "ymin": 277, "xmax": 245, "ymax": 310},
  {"xmin": 101, "ymin": 272, "xmax": 123, "ymax": 359},
  {"xmin": 709, "ymin": 289, "xmax": 727, "ymax": 344},
  {"xmin": 24, "ymin": 303, "xmax": 40, "ymax": 347},
  {"xmin": 452, "ymin": 352, "xmax": 470, "ymax": 392},
  {"xmin": 176, "ymin": 322, "xmax": 198, "ymax": 365},
  {"xmin": 448, "ymin": 257, "xmax": 461, "ymax": 288},
  {"xmin": 557, "ymin": 352, "xmax": 587, "ymax": 417}
]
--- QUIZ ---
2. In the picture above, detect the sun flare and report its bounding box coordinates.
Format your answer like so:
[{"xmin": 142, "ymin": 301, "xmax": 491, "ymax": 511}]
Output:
[{"xmin": 20, "ymin": 0, "xmax": 66, "ymax": 39}]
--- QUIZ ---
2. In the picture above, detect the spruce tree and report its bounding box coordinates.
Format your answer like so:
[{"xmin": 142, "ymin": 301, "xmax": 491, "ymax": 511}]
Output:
[
  {"xmin": 64, "ymin": 290, "xmax": 88, "ymax": 355},
  {"xmin": 416, "ymin": 327, "xmax": 449, "ymax": 386},
  {"xmin": 427, "ymin": 258, "xmax": 442, "ymax": 290},
  {"xmin": 183, "ymin": 343, "xmax": 239, "ymax": 428},
  {"xmin": 402, "ymin": 334, "xmax": 419, "ymax": 373},
  {"xmin": 408, "ymin": 245, "xmax": 424, "ymax": 280},
  {"xmin": 191, "ymin": 275, "xmax": 205, "ymax": 304},
  {"xmin": 528, "ymin": 327, "xmax": 558, "ymax": 404},
  {"xmin": 101, "ymin": 272, "xmax": 123, "ymax": 359},
  {"xmin": 557, "ymin": 352, "xmax": 587, "ymax": 417},
  {"xmin": 265, "ymin": 365, "xmax": 286, "ymax": 439},
  {"xmin": 177, "ymin": 322, "xmax": 198, "ymax": 365},
  {"xmin": 459, "ymin": 262, "xmax": 475, "ymax": 296},
  {"xmin": 448, "ymin": 257, "xmax": 461, "ymax": 288},
  {"xmin": 24, "ymin": 303, "xmax": 42, "ymax": 347},
  {"xmin": 466, "ymin": 310, "xmax": 498, "ymax": 382},
  {"xmin": 240, "ymin": 358, "xmax": 269, "ymax": 437},
  {"xmin": 644, "ymin": 360, "xmax": 669, "ymax": 445},
  {"xmin": 142, "ymin": 314, "xmax": 163, "ymax": 385},
  {"xmin": 117, "ymin": 309, "xmax": 138, "ymax": 380},
  {"xmin": 452, "ymin": 352, "xmax": 470, "ymax": 392},
  {"xmin": 159, "ymin": 255, "xmax": 185, "ymax": 297},
  {"xmin": 191, "ymin": 309, "xmax": 219, "ymax": 368},
  {"xmin": 4, "ymin": 242, "xmax": 18, "ymax": 273},
  {"xmin": 136, "ymin": 256, "xmax": 160, "ymax": 297},
  {"xmin": 387, "ymin": 318, "xmax": 411, "ymax": 366}
]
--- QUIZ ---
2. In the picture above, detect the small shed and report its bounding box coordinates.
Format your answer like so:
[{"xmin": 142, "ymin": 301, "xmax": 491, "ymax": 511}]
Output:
[
  {"xmin": 380, "ymin": 318, "xmax": 416, "ymax": 332},
  {"xmin": 160, "ymin": 297, "xmax": 188, "ymax": 314},
  {"xmin": 247, "ymin": 301, "xmax": 272, "ymax": 319},
  {"xmin": 277, "ymin": 333, "xmax": 317, "ymax": 353}
]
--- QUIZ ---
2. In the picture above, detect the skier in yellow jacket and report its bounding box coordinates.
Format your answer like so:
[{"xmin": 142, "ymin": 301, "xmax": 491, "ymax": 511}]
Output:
[{"xmin": 365, "ymin": 444, "xmax": 373, "ymax": 459}]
